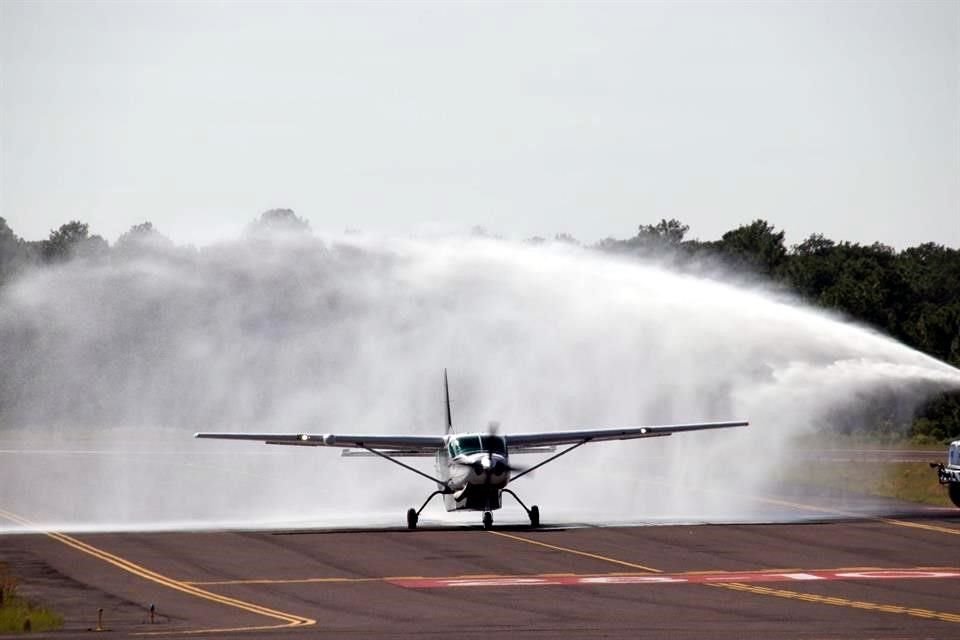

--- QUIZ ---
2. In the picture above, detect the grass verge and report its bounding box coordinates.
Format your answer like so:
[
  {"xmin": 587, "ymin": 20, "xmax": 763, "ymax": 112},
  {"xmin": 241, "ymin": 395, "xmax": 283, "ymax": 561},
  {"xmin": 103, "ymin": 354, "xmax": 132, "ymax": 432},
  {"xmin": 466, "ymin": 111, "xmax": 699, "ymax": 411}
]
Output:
[
  {"xmin": 0, "ymin": 567, "xmax": 63, "ymax": 633},
  {"xmin": 783, "ymin": 460, "xmax": 953, "ymax": 508}
]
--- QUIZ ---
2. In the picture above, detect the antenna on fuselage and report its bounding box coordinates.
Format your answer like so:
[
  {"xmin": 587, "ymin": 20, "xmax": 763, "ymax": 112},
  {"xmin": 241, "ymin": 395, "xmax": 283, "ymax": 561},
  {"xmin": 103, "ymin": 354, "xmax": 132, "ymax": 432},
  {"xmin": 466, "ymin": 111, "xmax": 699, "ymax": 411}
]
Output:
[{"xmin": 444, "ymin": 368, "xmax": 454, "ymax": 435}]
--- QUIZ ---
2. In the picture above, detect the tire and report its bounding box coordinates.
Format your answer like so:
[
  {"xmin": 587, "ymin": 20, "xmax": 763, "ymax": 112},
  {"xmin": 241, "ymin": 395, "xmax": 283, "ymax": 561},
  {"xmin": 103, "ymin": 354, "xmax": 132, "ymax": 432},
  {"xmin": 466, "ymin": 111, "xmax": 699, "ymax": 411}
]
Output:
[
  {"xmin": 482, "ymin": 511, "xmax": 493, "ymax": 529},
  {"xmin": 406, "ymin": 508, "xmax": 418, "ymax": 529},
  {"xmin": 949, "ymin": 484, "xmax": 960, "ymax": 509},
  {"xmin": 529, "ymin": 505, "xmax": 540, "ymax": 528}
]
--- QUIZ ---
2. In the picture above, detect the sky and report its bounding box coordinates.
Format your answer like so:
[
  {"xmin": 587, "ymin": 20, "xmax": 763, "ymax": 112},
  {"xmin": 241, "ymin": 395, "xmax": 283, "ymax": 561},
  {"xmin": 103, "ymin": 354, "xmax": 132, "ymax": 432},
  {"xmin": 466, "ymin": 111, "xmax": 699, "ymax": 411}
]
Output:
[{"xmin": 1, "ymin": 0, "xmax": 958, "ymax": 248}]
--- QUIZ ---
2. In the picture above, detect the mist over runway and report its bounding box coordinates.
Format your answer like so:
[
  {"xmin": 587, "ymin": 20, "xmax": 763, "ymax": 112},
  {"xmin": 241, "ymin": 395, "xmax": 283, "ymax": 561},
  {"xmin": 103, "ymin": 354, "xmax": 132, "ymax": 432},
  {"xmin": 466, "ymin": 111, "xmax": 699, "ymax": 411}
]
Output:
[{"xmin": 1, "ymin": 233, "xmax": 959, "ymax": 532}]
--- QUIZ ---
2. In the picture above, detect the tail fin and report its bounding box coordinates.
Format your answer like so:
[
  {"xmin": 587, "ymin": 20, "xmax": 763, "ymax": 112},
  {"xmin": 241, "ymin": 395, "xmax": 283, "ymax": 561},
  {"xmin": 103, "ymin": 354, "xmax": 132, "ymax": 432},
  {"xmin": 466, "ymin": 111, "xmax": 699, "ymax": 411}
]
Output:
[{"xmin": 443, "ymin": 368, "xmax": 454, "ymax": 435}]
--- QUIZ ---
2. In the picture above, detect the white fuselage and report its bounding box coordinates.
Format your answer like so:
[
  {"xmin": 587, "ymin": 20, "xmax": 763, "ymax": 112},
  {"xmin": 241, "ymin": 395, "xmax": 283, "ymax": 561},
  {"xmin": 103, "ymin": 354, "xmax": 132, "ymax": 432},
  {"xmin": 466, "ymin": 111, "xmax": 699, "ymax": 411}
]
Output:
[{"xmin": 436, "ymin": 434, "xmax": 511, "ymax": 512}]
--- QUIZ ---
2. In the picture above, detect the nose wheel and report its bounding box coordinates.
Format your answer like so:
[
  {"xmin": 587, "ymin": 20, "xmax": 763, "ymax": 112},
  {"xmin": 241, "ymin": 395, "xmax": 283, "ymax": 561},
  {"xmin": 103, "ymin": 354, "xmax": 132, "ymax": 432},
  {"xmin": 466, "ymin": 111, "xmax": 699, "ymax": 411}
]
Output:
[{"xmin": 482, "ymin": 511, "xmax": 493, "ymax": 529}]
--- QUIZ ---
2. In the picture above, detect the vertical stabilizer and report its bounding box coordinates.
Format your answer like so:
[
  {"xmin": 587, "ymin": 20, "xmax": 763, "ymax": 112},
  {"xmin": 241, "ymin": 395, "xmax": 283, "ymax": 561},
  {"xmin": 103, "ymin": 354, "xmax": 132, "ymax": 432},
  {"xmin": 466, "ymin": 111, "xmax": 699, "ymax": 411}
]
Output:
[{"xmin": 444, "ymin": 369, "xmax": 454, "ymax": 434}]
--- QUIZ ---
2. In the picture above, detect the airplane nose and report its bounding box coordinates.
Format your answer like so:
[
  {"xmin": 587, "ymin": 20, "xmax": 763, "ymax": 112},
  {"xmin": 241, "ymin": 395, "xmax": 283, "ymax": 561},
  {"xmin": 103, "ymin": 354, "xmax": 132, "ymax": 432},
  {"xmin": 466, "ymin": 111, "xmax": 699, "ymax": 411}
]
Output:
[
  {"xmin": 471, "ymin": 456, "xmax": 500, "ymax": 477},
  {"xmin": 467, "ymin": 455, "xmax": 509, "ymax": 482}
]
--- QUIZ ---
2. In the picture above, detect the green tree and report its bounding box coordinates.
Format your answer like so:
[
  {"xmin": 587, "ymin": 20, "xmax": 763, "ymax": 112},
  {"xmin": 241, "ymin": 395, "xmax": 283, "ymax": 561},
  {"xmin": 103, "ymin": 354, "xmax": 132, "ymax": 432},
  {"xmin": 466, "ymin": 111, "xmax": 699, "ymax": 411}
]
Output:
[
  {"xmin": 115, "ymin": 221, "xmax": 173, "ymax": 254},
  {"xmin": 783, "ymin": 233, "xmax": 840, "ymax": 301},
  {"xmin": 637, "ymin": 218, "xmax": 689, "ymax": 245},
  {"xmin": 717, "ymin": 219, "xmax": 786, "ymax": 276},
  {"xmin": 596, "ymin": 219, "xmax": 689, "ymax": 256},
  {"xmin": 248, "ymin": 209, "xmax": 310, "ymax": 234},
  {"xmin": 0, "ymin": 218, "xmax": 36, "ymax": 284},
  {"xmin": 41, "ymin": 221, "xmax": 108, "ymax": 263},
  {"xmin": 553, "ymin": 233, "xmax": 580, "ymax": 245},
  {"xmin": 794, "ymin": 233, "xmax": 836, "ymax": 256}
]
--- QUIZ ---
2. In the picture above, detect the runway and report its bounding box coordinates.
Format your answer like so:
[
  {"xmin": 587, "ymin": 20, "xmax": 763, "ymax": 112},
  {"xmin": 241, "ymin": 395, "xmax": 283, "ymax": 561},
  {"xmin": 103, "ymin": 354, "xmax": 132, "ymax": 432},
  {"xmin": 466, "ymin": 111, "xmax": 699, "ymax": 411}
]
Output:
[{"xmin": 2, "ymin": 503, "xmax": 959, "ymax": 638}]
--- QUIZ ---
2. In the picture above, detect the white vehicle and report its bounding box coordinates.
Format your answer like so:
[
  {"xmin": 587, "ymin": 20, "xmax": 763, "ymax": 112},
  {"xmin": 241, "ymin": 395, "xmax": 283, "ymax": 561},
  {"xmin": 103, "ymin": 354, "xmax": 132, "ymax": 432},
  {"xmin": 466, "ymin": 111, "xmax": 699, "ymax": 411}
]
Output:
[
  {"xmin": 196, "ymin": 371, "xmax": 748, "ymax": 529},
  {"xmin": 931, "ymin": 440, "xmax": 960, "ymax": 508}
]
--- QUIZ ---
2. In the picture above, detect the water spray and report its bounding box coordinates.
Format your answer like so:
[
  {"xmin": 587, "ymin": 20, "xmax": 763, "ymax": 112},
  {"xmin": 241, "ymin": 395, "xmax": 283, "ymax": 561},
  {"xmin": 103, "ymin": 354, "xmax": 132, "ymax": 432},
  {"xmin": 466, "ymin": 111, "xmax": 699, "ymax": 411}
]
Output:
[{"xmin": 0, "ymin": 234, "xmax": 958, "ymax": 531}]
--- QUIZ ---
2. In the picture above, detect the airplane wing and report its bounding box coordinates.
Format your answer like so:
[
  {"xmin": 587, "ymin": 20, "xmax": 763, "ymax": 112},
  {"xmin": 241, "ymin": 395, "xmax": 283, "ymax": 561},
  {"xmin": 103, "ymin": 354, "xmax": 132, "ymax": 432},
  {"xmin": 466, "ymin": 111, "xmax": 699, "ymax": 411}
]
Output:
[
  {"xmin": 194, "ymin": 432, "xmax": 446, "ymax": 451},
  {"xmin": 505, "ymin": 420, "xmax": 748, "ymax": 448}
]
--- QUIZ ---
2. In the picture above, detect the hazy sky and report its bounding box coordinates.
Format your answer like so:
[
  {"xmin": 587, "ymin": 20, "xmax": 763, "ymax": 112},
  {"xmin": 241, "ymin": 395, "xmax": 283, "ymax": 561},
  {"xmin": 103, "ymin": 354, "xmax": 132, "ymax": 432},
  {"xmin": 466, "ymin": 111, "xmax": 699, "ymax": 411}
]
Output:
[{"xmin": 2, "ymin": 1, "xmax": 958, "ymax": 247}]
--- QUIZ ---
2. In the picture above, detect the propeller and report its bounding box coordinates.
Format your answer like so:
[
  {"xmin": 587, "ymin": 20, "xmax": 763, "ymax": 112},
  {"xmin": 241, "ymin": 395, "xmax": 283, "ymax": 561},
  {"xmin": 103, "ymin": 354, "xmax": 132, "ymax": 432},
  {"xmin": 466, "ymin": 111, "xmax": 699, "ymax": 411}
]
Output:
[{"xmin": 453, "ymin": 421, "xmax": 528, "ymax": 478}]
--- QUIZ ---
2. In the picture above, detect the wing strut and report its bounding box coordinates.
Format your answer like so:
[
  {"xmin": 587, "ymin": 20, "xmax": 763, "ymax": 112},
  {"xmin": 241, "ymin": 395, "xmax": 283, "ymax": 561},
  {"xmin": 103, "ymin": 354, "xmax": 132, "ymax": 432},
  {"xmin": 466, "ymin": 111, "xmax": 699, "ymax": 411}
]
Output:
[
  {"xmin": 509, "ymin": 439, "xmax": 592, "ymax": 482},
  {"xmin": 360, "ymin": 445, "xmax": 449, "ymax": 487}
]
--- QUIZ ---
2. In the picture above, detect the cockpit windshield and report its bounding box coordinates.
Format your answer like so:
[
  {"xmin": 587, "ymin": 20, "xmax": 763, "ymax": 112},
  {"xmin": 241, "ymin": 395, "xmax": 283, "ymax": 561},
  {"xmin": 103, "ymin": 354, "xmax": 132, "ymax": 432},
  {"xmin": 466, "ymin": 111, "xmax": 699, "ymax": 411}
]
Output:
[{"xmin": 448, "ymin": 434, "xmax": 507, "ymax": 457}]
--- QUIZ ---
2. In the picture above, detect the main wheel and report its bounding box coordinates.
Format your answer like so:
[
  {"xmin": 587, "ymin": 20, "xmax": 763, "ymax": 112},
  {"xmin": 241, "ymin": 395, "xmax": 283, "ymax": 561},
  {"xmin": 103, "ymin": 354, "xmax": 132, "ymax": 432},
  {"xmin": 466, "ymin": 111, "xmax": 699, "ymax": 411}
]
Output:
[
  {"xmin": 406, "ymin": 508, "xmax": 418, "ymax": 529},
  {"xmin": 949, "ymin": 483, "xmax": 960, "ymax": 509},
  {"xmin": 529, "ymin": 505, "xmax": 540, "ymax": 527},
  {"xmin": 482, "ymin": 511, "xmax": 493, "ymax": 529}
]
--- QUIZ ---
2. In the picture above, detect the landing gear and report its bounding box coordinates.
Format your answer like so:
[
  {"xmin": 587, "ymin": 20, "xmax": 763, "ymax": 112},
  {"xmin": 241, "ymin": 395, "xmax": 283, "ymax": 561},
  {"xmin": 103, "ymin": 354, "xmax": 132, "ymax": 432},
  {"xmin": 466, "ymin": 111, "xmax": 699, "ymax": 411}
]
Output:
[
  {"xmin": 949, "ymin": 483, "xmax": 960, "ymax": 509},
  {"xmin": 502, "ymin": 489, "xmax": 540, "ymax": 528},
  {"xmin": 482, "ymin": 511, "xmax": 493, "ymax": 529},
  {"xmin": 406, "ymin": 489, "xmax": 450, "ymax": 530}
]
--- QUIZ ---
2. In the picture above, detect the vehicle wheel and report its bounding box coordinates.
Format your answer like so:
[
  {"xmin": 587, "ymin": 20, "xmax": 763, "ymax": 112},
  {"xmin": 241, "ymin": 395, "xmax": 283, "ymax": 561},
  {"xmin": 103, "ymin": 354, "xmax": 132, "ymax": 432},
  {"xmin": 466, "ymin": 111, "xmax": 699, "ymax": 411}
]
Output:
[
  {"xmin": 482, "ymin": 511, "xmax": 493, "ymax": 529},
  {"xmin": 406, "ymin": 508, "xmax": 418, "ymax": 529},
  {"xmin": 949, "ymin": 484, "xmax": 960, "ymax": 509},
  {"xmin": 529, "ymin": 505, "xmax": 540, "ymax": 528}
]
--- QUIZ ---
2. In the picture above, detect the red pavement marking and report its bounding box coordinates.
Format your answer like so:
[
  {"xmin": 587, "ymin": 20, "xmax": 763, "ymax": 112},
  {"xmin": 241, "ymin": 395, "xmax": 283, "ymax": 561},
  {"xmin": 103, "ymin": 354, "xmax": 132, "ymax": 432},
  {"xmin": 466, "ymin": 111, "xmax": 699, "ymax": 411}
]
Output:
[{"xmin": 388, "ymin": 568, "xmax": 960, "ymax": 589}]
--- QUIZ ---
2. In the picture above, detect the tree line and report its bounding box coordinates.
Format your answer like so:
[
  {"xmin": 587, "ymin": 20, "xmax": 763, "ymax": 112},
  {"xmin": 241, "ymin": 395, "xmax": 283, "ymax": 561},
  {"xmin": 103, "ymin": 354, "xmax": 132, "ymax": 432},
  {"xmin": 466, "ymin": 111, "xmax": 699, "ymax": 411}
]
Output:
[{"xmin": 1, "ymin": 212, "xmax": 957, "ymax": 442}]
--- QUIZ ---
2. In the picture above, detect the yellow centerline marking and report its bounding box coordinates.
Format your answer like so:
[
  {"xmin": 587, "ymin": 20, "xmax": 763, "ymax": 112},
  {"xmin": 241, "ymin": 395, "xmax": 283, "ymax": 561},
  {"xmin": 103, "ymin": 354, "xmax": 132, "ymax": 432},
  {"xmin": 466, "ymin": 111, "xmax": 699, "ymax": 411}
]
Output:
[
  {"xmin": 880, "ymin": 518, "xmax": 960, "ymax": 536},
  {"xmin": 0, "ymin": 508, "xmax": 315, "ymax": 636},
  {"xmin": 488, "ymin": 530, "xmax": 960, "ymax": 625},
  {"xmin": 488, "ymin": 530, "xmax": 662, "ymax": 573},
  {"xmin": 751, "ymin": 495, "xmax": 960, "ymax": 536},
  {"xmin": 709, "ymin": 582, "xmax": 960, "ymax": 624},
  {"xmin": 642, "ymin": 473, "xmax": 960, "ymax": 537}
]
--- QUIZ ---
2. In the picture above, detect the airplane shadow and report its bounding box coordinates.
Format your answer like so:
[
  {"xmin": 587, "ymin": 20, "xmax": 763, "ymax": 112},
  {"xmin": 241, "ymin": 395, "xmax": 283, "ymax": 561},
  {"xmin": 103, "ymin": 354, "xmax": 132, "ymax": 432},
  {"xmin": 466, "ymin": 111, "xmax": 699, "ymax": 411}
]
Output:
[
  {"xmin": 266, "ymin": 507, "xmax": 959, "ymax": 536},
  {"xmin": 270, "ymin": 522, "xmax": 581, "ymax": 536}
]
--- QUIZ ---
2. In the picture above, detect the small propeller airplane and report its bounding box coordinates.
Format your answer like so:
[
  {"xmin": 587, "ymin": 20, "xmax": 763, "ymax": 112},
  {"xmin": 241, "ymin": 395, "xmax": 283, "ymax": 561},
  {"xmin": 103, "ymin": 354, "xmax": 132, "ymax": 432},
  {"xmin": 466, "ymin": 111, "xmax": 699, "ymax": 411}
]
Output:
[{"xmin": 196, "ymin": 371, "xmax": 748, "ymax": 529}]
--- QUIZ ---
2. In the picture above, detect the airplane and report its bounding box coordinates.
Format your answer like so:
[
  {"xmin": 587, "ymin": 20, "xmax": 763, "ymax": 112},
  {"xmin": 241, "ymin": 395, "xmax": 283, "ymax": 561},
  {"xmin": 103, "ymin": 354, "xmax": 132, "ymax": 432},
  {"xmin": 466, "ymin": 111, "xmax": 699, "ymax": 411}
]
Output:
[{"xmin": 195, "ymin": 371, "xmax": 749, "ymax": 529}]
